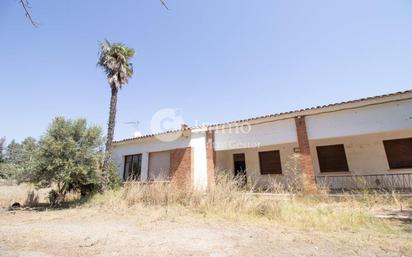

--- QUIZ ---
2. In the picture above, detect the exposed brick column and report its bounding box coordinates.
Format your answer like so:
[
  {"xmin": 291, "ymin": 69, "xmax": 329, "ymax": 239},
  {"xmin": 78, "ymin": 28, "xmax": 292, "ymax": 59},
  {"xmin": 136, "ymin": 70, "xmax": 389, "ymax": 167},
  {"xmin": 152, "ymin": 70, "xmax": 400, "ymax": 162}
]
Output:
[
  {"xmin": 170, "ymin": 147, "xmax": 192, "ymax": 189},
  {"xmin": 294, "ymin": 116, "xmax": 316, "ymax": 192},
  {"xmin": 206, "ymin": 130, "xmax": 216, "ymax": 189}
]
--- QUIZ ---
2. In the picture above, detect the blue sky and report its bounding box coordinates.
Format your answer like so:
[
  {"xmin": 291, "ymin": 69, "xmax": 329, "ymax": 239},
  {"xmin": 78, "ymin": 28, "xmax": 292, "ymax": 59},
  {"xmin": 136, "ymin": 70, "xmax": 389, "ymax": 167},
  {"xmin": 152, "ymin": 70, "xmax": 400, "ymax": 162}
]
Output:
[{"xmin": 1, "ymin": 0, "xmax": 412, "ymax": 142}]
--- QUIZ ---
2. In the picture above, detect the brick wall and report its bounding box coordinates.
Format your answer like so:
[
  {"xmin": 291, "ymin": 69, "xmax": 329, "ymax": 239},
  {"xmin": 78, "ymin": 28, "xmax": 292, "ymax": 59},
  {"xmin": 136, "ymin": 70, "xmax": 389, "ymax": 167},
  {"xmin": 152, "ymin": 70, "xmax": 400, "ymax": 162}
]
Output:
[
  {"xmin": 206, "ymin": 130, "xmax": 216, "ymax": 189},
  {"xmin": 294, "ymin": 116, "xmax": 316, "ymax": 191},
  {"xmin": 170, "ymin": 147, "xmax": 192, "ymax": 188}
]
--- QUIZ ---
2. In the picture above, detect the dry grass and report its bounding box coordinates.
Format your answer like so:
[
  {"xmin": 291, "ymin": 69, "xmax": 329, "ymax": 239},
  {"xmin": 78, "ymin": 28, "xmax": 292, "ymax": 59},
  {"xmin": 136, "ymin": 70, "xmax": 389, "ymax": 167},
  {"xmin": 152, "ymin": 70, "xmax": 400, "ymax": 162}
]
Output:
[
  {"xmin": 84, "ymin": 175, "xmax": 412, "ymax": 234},
  {"xmin": 1, "ymin": 177, "xmax": 411, "ymax": 256},
  {"xmin": 0, "ymin": 179, "xmax": 79, "ymax": 208},
  {"xmin": 1, "ymin": 176, "xmax": 411, "ymax": 234},
  {"xmin": 1, "ymin": 207, "xmax": 410, "ymax": 257},
  {"xmin": 0, "ymin": 180, "xmax": 47, "ymax": 207}
]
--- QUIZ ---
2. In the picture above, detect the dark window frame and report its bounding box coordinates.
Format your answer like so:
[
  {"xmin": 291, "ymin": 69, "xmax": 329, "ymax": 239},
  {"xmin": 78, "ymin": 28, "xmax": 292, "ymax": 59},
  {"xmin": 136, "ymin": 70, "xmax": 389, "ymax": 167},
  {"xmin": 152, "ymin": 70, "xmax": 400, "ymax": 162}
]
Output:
[
  {"xmin": 383, "ymin": 138, "xmax": 412, "ymax": 170},
  {"xmin": 316, "ymin": 144, "xmax": 349, "ymax": 173},
  {"xmin": 258, "ymin": 150, "xmax": 282, "ymax": 175},
  {"xmin": 123, "ymin": 154, "xmax": 142, "ymax": 180}
]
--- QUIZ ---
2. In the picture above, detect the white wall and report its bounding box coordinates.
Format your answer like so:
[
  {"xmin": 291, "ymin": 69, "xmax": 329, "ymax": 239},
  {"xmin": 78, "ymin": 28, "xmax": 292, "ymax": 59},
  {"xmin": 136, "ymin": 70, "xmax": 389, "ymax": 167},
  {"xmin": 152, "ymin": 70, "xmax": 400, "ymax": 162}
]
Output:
[
  {"xmin": 113, "ymin": 98, "xmax": 412, "ymax": 188},
  {"xmin": 216, "ymin": 129, "xmax": 412, "ymax": 186},
  {"xmin": 306, "ymin": 99, "xmax": 412, "ymax": 140},
  {"xmin": 190, "ymin": 131, "xmax": 208, "ymax": 190},
  {"xmin": 310, "ymin": 129, "xmax": 412, "ymax": 175},
  {"xmin": 112, "ymin": 136, "xmax": 191, "ymax": 180},
  {"xmin": 215, "ymin": 143, "xmax": 298, "ymax": 188},
  {"xmin": 141, "ymin": 152, "xmax": 149, "ymax": 181},
  {"xmin": 214, "ymin": 99, "xmax": 412, "ymax": 150},
  {"xmin": 214, "ymin": 119, "xmax": 297, "ymax": 151},
  {"xmin": 113, "ymin": 131, "xmax": 209, "ymax": 190}
]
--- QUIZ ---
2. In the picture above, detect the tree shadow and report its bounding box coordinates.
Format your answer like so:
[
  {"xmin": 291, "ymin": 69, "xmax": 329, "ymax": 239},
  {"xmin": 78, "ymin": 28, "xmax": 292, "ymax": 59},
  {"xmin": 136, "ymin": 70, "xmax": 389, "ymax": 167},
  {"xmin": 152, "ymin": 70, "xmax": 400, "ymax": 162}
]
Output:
[{"xmin": 6, "ymin": 193, "xmax": 97, "ymax": 212}]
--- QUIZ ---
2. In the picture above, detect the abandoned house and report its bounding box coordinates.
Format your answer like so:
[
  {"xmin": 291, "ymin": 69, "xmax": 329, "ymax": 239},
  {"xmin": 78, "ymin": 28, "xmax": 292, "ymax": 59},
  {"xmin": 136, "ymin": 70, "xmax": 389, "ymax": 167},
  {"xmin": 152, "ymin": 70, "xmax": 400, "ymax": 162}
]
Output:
[{"xmin": 112, "ymin": 90, "xmax": 412, "ymax": 191}]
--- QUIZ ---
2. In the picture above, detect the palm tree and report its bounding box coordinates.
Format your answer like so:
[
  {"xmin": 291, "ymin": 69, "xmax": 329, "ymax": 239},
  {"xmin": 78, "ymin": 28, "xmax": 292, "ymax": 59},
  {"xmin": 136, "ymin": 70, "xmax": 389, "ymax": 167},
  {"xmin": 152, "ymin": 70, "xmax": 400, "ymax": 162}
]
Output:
[{"xmin": 98, "ymin": 40, "xmax": 135, "ymax": 191}]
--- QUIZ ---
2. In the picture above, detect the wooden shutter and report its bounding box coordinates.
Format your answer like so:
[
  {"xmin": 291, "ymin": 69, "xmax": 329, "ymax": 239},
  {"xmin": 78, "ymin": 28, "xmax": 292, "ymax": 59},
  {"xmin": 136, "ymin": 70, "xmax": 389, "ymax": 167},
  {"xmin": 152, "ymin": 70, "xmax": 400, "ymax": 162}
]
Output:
[
  {"xmin": 149, "ymin": 151, "xmax": 171, "ymax": 181},
  {"xmin": 259, "ymin": 150, "xmax": 282, "ymax": 174},
  {"xmin": 316, "ymin": 144, "xmax": 348, "ymax": 173},
  {"xmin": 383, "ymin": 138, "xmax": 412, "ymax": 169}
]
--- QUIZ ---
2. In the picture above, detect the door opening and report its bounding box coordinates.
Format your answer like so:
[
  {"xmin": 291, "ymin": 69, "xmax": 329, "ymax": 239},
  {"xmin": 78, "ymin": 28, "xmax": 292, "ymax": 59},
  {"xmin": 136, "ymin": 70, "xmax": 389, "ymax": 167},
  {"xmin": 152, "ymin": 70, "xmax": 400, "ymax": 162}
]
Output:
[{"xmin": 233, "ymin": 153, "xmax": 247, "ymax": 185}]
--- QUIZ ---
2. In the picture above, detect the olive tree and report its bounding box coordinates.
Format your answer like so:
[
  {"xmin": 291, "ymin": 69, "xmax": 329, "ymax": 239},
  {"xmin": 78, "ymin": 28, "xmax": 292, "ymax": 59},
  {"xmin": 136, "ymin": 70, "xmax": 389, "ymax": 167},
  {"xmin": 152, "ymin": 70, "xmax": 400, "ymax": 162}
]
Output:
[
  {"xmin": 27, "ymin": 117, "xmax": 103, "ymax": 203},
  {"xmin": 0, "ymin": 137, "xmax": 37, "ymax": 180}
]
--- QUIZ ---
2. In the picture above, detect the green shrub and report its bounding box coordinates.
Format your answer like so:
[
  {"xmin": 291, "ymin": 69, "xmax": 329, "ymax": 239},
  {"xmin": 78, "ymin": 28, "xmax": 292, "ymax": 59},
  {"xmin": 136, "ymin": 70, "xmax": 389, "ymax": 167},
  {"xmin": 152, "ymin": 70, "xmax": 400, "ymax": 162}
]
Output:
[
  {"xmin": 0, "ymin": 163, "xmax": 20, "ymax": 180},
  {"xmin": 108, "ymin": 161, "xmax": 122, "ymax": 190},
  {"xmin": 24, "ymin": 117, "xmax": 103, "ymax": 200}
]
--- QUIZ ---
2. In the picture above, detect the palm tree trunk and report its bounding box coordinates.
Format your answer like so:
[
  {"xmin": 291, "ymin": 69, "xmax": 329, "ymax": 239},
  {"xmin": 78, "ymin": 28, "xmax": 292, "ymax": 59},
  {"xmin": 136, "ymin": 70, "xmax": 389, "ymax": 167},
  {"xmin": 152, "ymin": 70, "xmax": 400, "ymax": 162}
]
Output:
[{"xmin": 102, "ymin": 86, "xmax": 118, "ymax": 192}]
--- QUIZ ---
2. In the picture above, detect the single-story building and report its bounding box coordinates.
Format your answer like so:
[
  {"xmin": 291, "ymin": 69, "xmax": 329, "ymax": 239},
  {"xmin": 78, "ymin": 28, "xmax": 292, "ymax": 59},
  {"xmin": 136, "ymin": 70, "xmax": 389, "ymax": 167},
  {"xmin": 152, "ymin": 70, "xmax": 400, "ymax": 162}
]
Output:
[{"xmin": 112, "ymin": 90, "xmax": 412, "ymax": 191}]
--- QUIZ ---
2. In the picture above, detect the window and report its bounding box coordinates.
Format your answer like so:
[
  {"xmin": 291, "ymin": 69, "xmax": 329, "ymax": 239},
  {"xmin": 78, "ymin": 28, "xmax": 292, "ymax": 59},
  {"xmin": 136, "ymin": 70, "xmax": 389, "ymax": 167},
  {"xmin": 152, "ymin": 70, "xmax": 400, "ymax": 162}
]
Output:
[
  {"xmin": 123, "ymin": 154, "xmax": 142, "ymax": 180},
  {"xmin": 259, "ymin": 150, "xmax": 282, "ymax": 174},
  {"xmin": 316, "ymin": 144, "xmax": 348, "ymax": 173},
  {"xmin": 383, "ymin": 138, "xmax": 412, "ymax": 169}
]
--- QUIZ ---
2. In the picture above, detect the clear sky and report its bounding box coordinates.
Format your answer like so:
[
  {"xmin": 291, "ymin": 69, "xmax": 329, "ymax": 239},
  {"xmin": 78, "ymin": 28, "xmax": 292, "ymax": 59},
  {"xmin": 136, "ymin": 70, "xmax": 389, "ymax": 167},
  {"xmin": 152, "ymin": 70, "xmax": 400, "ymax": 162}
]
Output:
[{"xmin": 1, "ymin": 0, "xmax": 412, "ymax": 142}]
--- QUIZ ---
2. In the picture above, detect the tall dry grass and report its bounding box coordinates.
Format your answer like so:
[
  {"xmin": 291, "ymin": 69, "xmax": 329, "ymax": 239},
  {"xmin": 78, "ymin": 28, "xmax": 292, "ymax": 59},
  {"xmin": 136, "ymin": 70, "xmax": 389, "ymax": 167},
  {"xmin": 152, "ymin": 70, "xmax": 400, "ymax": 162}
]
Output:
[
  {"xmin": 0, "ymin": 180, "xmax": 47, "ymax": 207},
  {"xmin": 85, "ymin": 175, "xmax": 410, "ymax": 233},
  {"xmin": 0, "ymin": 180, "xmax": 80, "ymax": 208},
  {"xmin": 2, "ymin": 174, "xmax": 409, "ymax": 234}
]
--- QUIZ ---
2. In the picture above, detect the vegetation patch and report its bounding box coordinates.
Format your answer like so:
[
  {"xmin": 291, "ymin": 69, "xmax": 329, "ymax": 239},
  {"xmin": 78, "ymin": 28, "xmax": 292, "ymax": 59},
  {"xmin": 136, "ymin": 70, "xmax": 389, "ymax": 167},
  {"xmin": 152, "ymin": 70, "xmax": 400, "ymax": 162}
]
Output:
[{"xmin": 83, "ymin": 175, "xmax": 411, "ymax": 234}]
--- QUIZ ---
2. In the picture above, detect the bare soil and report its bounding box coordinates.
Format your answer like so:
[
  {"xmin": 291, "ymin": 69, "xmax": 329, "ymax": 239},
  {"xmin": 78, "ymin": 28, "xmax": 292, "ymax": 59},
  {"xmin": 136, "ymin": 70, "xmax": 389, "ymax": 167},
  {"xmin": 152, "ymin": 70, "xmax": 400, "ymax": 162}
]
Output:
[{"xmin": 0, "ymin": 207, "xmax": 411, "ymax": 257}]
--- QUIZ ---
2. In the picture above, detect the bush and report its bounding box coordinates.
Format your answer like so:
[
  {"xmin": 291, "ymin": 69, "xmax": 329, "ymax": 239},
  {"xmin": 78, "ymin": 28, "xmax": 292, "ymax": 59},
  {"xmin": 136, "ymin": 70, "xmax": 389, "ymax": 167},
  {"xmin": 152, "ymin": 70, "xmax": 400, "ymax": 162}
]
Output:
[
  {"xmin": 0, "ymin": 163, "xmax": 21, "ymax": 180},
  {"xmin": 48, "ymin": 189, "xmax": 65, "ymax": 207},
  {"xmin": 108, "ymin": 161, "xmax": 122, "ymax": 190},
  {"xmin": 0, "ymin": 137, "xmax": 38, "ymax": 183},
  {"xmin": 25, "ymin": 117, "xmax": 103, "ymax": 201},
  {"xmin": 2, "ymin": 117, "xmax": 122, "ymax": 205}
]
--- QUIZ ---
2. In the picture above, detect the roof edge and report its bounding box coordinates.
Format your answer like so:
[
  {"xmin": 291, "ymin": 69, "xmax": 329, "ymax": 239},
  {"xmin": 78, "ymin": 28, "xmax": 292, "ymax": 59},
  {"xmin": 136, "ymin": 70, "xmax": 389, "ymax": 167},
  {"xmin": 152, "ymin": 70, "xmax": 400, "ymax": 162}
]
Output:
[{"xmin": 114, "ymin": 89, "xmax": 412, "ymax": 144}]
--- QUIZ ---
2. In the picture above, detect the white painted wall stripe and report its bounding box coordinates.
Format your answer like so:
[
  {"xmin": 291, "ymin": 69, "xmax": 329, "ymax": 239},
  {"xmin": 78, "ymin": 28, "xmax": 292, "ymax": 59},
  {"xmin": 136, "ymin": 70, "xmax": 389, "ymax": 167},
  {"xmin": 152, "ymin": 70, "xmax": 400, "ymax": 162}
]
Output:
[
  {"xmin": 306, "ymin": 100, "xmax": 412, "ymax": 140},
  {"xmin": 190, "ymin": 132, "xmax": 208, "ymax": 190},
  {"xmin": 214, "ymin": 119, "xmax": 297, "ymax": 151}
]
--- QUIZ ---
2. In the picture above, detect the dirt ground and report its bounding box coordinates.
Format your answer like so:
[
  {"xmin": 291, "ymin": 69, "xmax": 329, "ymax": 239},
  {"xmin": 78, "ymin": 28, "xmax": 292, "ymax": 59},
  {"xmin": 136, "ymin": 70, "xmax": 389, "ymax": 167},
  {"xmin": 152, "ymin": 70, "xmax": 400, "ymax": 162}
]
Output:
[{"xmin": 0, "ymin": 207, "xmax": 411, "ymax": 257}]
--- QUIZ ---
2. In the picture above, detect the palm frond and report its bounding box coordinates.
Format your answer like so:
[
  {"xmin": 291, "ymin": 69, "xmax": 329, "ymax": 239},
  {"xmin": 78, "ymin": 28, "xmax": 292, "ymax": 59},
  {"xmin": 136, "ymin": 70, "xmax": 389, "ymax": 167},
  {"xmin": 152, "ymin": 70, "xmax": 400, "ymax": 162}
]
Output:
[{"xmin": 97, "ymin": 39, "xmax": 135, "ymax": 89}]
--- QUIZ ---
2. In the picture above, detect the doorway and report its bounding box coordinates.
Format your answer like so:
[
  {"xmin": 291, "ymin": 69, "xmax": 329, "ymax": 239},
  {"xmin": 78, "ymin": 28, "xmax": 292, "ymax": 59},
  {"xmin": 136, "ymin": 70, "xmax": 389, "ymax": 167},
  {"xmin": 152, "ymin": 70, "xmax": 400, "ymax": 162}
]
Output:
[{"xmin": 233, "ymin": 153, "xmax": 247, "ymax": 184}]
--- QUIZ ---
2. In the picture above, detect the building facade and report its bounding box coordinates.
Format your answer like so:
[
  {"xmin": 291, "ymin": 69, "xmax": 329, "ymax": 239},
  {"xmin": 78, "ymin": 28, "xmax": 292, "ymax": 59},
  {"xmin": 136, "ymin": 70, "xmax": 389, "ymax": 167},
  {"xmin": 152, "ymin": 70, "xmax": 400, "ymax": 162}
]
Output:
[{"xmin": 112, "ymin": 91, "xmax": 412, "ymax": 191}]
